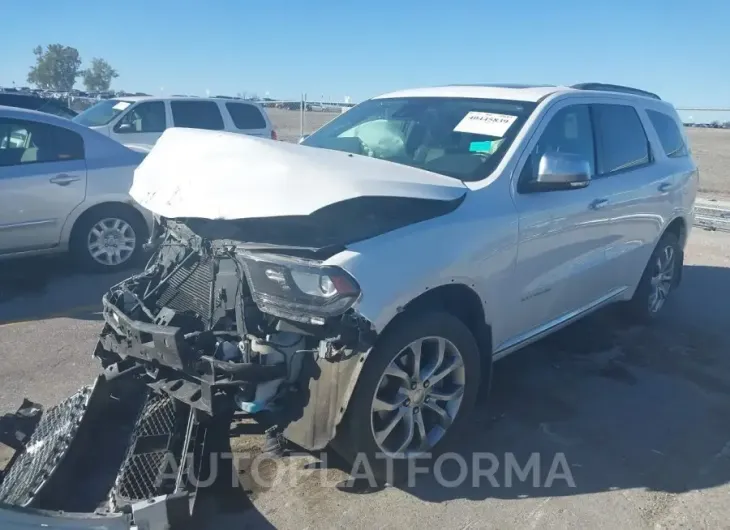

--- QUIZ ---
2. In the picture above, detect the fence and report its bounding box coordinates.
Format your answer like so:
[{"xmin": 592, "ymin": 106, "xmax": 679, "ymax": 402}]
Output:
[
  {"xmin": 63, "ymin": 93, "xmax": 349, "ymax": 142},
  {"xmin": 676, "ymin": 108, "xmax": 730, "ymax": 129}
]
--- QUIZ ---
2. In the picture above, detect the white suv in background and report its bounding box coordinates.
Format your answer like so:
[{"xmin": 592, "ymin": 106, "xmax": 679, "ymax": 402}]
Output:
[{"xmin": 72, "ymin": 96, "xmax": 277, "ymax": 148}]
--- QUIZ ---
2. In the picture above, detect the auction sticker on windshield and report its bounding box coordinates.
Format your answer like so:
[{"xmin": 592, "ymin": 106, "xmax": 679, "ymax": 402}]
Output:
[
  {"xmin": 113, "ymin": 101, "xmax": 131, "ymax": 111},
  {"xmin": 454, "ymin": 112, "xmax": 517, "ymax": 137}
]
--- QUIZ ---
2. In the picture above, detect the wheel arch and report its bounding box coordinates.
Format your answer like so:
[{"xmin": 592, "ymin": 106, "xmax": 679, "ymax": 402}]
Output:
[
  {"xmin": 663, "ymin": 216, "xmax": 687, "ymax": 248},
  {"xmin": 661, "ymin": 216, "xmax": 686, "ymax": 286},
  {"xmin": 284, "ymin": 283, "xmax": 494, "ymax": 453},
  {"xmin": 66, "ymin": 200, "xmax": 151, "ymax": 247},
  {"xmin": 380, "ymin": 283, "xmax": 493, "ymax": 358}
]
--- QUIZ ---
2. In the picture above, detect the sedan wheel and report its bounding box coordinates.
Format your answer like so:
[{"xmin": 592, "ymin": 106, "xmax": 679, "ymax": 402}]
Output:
[
  {"xmin": 70, "ymin": 205, "xmax": 148, "ymax": 272},
  {"xmin": 87, "ymin": 217, "xmax": 137, "ymax": 267}
]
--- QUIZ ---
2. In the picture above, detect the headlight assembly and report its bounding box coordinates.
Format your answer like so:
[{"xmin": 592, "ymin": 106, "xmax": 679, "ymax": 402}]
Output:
[{"xmin": 237, "ymin": 252, "xmax": 360, "ymax": 324}]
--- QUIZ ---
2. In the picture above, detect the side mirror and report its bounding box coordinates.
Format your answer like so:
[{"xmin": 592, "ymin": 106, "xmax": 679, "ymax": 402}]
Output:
[
  {"xmin": 116, "ymin": 122, "xmax": 134, "ymax": 133},
  {"xmin": 524, "ymin": 152, "xmax": 591, "ymax": 193}
]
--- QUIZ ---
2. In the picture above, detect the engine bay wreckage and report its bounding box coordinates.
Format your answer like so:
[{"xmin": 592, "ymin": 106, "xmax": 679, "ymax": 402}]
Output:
[{"xmin": 0, "ymin": 129, "xmax": 469, "ymax": 528}]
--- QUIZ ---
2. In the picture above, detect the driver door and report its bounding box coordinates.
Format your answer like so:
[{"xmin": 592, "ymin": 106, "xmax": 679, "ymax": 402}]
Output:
[
  {"xmin": 501, "ymin": 103, "xmax": 616, "ymax": 348},
  {"xmin": 110, "ymin": 100, "xmax": 169, "ymax": 146}
]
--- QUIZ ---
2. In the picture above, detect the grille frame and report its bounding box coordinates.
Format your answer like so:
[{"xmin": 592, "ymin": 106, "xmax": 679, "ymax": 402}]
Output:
[
  {"xmin": 109, "ymin": 392, "xmax": 182, "ymax": 509},
  {"xmin": 0, "ymin": 384, "xmax": 95, "ymax": 507}
]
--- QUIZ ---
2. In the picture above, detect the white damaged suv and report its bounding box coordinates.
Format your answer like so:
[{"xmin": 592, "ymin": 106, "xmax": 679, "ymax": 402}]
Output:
[{"xmin": 96, "ymin": 83, "xmax": 697, "ymax": 480}]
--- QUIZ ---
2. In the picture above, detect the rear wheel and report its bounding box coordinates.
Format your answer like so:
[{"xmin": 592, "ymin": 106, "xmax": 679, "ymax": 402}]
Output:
[
  {"xmin": 625, "ymin": 232, "xmax": 681, "ymax": 323},
  {"xmin": 338, "ymin": 312, "xmax": 481, "ymax": 484},
  {"xmin": 70, "ymin": 205, "xmax": 148, "ymax": 272}
]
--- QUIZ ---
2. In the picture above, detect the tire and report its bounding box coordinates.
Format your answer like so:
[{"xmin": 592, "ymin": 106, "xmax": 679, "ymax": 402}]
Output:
[
  {"xmin": 624, "ymin": 231, "xmax": 681, "ymax": 323},
  {"xmin": 338, "ymin": 311, "xmax": 481, "ymax": 485},
  {"xmin": 70, "ymin": 204, "xmax": 148, "ymax": 273}
]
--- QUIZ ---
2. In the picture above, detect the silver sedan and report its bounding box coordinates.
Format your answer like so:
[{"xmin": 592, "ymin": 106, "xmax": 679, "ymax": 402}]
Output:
[{"xmin": 0, "ymin": 105, "xmax": 152, "ymax": 271}]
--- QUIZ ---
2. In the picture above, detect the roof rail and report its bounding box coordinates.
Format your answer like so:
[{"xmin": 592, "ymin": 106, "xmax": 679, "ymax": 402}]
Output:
[
  {"xmin": 447, "ymin": 83, "xmax": 557, "ymax": 89},
  {"xmin": 571, "ymin": 83, "xmax": 661, "ymax": 100}
]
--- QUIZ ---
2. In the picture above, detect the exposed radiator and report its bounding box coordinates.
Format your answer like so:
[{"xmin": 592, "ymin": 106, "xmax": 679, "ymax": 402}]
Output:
[{"xmin": 155, "ymin": 254, "xmax": 214, "ymax": 320}]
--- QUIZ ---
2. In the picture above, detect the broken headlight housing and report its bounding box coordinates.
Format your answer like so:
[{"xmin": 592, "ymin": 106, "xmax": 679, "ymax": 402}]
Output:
[{"xmin": 237, "ymin": 252, "xmax": 361, "ymax": 325}]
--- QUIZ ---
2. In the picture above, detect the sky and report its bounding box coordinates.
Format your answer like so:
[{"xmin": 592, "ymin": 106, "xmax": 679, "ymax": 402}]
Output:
[{"xmin": 2, "ymin": 0, "xmax": 729, "ymax": 120}]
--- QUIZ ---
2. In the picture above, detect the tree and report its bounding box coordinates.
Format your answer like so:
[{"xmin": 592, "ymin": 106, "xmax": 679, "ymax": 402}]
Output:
[
  {"xmin": 82, "ymin": 58, "xmax": 119, "ymax": 92},
  {"xmin": 27, "ymin": 44, "xmax": 82, "ymax": 91}
]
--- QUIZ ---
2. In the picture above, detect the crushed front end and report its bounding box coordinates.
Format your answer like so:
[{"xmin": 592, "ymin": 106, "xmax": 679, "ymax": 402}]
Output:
[{"xmin": 95, "ymin": 218, "xmax": 376, "ymax": 451}]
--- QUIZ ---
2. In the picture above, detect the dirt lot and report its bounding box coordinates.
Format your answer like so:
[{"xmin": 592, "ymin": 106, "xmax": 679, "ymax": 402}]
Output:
[
  {"xmin": 268, "ymin": 109, "xmax": 730, "ymax": 198},
  {"xmin": 0, "ymin": 229, "xmax": 728, "ymax": 529},
  {"xmin": 685, "ymin": 128, "xmax": 730, "ymax": 197},
  {"xmin": 266, "ymin": 107, "xmax": 340, "ymax": 142}
]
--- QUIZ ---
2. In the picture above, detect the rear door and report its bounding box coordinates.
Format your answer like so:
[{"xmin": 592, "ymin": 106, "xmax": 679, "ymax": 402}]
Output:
[
  {"xmin": 223, "ymin": 101, "xmax": 272, "ymax": 138},
  {"xmin": 592, "ymin": 103, "xmax": 688, "ymax": 293},
  {"xmin": 170, "ymin": 100, "xmax": 225, "ymax": 132},
  {"xmin": 0, "ymin": 117, "xmax": 87, "ymax": 253}
]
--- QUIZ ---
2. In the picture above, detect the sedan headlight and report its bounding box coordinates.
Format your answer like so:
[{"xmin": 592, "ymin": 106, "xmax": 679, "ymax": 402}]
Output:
[{"xmin": 237, "ymin": 252, "xmax": 360, "ymax": 325}]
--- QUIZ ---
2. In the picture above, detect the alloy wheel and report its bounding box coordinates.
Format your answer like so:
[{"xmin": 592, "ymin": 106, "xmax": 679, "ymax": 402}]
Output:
[
  {"xmin": 648, "ymin": 244, "xmax": 675, "ymax": 314},
  {"xmin": 370, "ymin": 336, "xmax": 466, "ymax": 458}
]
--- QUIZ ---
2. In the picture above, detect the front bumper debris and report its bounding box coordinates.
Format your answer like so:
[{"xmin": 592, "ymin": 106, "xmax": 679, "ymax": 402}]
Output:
[
  {"xmin": 0, "ymin": 375, "xmax": 219, "ymax": 529},
  {"xmin": 100, "ymin": 295, "xmax": 286, "ymax": 415}
]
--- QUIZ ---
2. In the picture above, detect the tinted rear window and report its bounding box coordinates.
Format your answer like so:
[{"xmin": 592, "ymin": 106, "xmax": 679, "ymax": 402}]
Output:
[
  {"xmin": 592, "ymin": 104, "xmax": 651, "ymax": 175},
  {"xmin": 646, "ymin": 109, "xmax": 688, "ymax": 158},
  {"xmin": 170, "ymin": 101, "xmax": 224, "ymax": 130},
  {"xmin": 226, "ymin": 102, "xmax": 267, "ymax": 129}
]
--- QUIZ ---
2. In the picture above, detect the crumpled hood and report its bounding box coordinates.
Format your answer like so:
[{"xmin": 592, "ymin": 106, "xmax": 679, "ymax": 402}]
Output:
[{"xmin": 129, "ymin": 128, "xmax": 467, "ymax": 220}]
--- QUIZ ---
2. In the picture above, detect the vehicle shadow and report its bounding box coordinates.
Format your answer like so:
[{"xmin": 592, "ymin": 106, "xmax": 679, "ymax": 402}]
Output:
[
  {"xmin": 287, "ymin": 264, "xmax": 730, "ymax": 505},
  {"xmin": 0, "ymin": 256, "xmax": 140, "ymax": 324}
]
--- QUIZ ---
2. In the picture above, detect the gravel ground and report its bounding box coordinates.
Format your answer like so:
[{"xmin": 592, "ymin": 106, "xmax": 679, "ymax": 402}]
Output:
[
  {"xmin": 268, "ymin": 109, "xmax": 730, "ymax": 197},
  {"xmin": 0, "ymin": 229, "xmax": 728, "ymax": 529}
]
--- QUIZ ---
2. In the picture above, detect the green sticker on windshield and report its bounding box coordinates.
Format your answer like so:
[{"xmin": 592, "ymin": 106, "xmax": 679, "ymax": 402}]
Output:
[{"xmin": 469, "ymin": 140, "xmax": 493, "ymax": 153}]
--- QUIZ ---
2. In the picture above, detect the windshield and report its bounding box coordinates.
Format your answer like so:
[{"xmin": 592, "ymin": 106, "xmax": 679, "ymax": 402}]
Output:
[
  {"xmin": 72, "ymin": 99, "xmax": 133, "ymax": 127},
  {"xmin": 301, "ymin": 97, "xmax": 536, "ymax": 181}
]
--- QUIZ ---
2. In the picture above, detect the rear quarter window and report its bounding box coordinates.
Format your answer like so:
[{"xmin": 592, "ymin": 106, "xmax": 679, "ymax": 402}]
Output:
[
  {"xmin": 646, "ymin": 109, "xmax": 688, "ymax": 158},
  {"xmin": 225, "ymin": 102, "xmax": 267, "ymax": 129}
]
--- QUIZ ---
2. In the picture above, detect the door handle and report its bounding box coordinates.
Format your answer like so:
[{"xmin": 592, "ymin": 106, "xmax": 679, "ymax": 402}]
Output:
[
  {"xmin": 49, "ymin": 174, "xmax": 80, "ymax": 186},
  {"xmin": 658, "ymin": 182, "xmax": 672, "ymax": 193},
  {"xmin": 589, "ymin": 198, "xmax": 609, "ymax": 210}
]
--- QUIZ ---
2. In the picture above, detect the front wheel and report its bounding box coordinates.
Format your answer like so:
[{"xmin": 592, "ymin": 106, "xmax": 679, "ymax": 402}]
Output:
[
  {"xmin": 338, "ymin": 311, "xmax": 481, "ymax": 484},
  {"xmin": 625, "ymin": 232, "xmax": 681, "ymax": 323}
]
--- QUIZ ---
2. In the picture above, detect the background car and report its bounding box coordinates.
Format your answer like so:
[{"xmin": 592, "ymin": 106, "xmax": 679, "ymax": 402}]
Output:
[
  {"xmin": 0, "ymin": 91, "xmax": 77, "ymax": 119},
  {"xmin": 72, "ymin": 95, "xmax": 277, "ymax": 148},
  {"xmin": 0, "ymin": 105, "xmax": 151, "ymax": 271}
]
